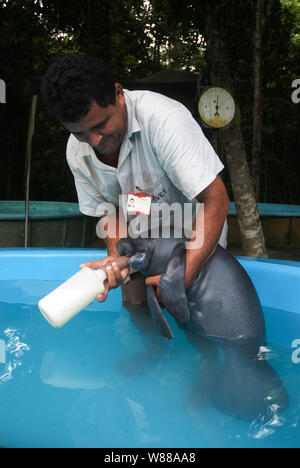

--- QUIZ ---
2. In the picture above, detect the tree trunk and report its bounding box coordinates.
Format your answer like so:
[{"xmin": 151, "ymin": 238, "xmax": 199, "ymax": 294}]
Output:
[
  {"xmin": 202, "ymin": 1, "xmax": 268, "ymax": 257},
  {"xmin": 222, "ymin": 125, "xmax": 268, "ymax": 256}
]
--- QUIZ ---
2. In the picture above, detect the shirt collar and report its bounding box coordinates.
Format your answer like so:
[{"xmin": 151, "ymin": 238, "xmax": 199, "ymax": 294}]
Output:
[{"xmin": 124, "ymin": 89, "xmax": 141, "ymax": 138}]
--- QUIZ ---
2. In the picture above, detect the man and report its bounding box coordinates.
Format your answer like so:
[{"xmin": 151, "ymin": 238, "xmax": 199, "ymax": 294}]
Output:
[{"xmin": 41, "ymin": 54, "xmax": 229, "ymax": 307}]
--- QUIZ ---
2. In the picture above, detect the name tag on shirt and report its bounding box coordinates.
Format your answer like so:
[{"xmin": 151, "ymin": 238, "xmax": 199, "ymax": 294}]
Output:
[{"xmin": 127, "ymin": 193, "xmax": 152, "ymax": 215}]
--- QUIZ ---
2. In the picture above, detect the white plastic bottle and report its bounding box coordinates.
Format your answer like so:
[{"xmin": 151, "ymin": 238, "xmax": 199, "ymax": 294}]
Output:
[{"xmin": 38, "ymin": 256, "xmax": 129, "ymax": 328}]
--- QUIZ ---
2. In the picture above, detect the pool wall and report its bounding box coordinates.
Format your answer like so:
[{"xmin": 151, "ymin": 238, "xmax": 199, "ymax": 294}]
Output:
[
  {"xmin": 1, "ymin": 248, "xmax": 300, "ymax": 316},
  {"xmin": 0, "ymin": 201, "xmax": 100, "ymax": 248},
  {"xmin": 228, "ymin": 202, "xmax": 300, "ymax": 248},
  {"xmin": 1, "ymin": 201, "xmax": 299, "ymax": 250}
]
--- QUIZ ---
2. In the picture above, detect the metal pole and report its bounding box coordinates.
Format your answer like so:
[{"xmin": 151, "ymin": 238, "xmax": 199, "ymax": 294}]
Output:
[{"xmin": 24, "ymin": 95, "xmax": 38, "ymax": 248}]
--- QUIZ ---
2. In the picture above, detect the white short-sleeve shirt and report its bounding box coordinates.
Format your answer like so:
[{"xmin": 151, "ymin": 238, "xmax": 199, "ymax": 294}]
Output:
[{"xmin": 66, "ymin": 89, "xmax": 227, "ymax": 246}]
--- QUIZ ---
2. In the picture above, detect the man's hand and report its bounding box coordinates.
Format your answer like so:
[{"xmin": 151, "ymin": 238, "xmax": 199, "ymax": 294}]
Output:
[
  {"xmin": 145, "ymin": 275, "xmax": 162, "ymax": 302},
  {"xmin": 80, "ymin": 256, "xmax": 130, "ymax": 303},
  {"xmin": 146, "ymin": 271, "xmax": 194, "ymax": 300}
]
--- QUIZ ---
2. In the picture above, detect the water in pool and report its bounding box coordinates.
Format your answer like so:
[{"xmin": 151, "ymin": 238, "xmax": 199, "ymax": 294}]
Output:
[{"xmin": 0, "ymin": 279, "xmax": 299, "ymax": 448}]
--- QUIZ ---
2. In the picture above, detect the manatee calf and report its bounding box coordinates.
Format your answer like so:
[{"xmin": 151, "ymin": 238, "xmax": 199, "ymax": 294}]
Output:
[{"xmin": 117, "ymin": 231, "xmax": 289, "ymax": 420}]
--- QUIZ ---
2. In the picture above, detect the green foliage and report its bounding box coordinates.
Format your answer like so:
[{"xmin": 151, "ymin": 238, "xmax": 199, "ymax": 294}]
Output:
[{"xmin": 0, "ymin": 0, "xmax": 299, "ymax": 203}]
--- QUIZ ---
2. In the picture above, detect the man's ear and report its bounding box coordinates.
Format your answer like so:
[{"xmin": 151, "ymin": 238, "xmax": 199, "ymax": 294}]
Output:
[{"xmin": 115, "ymin": 83, "xmax": 124, "ymax": 101}]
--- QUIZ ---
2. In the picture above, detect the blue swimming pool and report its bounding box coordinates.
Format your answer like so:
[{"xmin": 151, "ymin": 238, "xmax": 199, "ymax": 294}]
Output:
[{"xmin": 0, "ymin": 249, "xmax": 299, "ymax": 448}]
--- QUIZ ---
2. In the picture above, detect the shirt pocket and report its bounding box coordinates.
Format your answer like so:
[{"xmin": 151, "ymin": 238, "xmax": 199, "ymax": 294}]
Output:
[{"xmin": 135, "ymin": 173, "xmax": 186, "ymax": 205}]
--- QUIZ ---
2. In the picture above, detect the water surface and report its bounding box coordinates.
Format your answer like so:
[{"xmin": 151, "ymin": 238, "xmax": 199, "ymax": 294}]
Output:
[{"xmin": 0, "ymin": 279, "xmax": 299, "ymax": 448}]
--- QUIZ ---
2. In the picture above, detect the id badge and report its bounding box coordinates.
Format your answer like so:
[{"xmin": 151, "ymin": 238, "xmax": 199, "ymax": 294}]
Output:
[{"xmin": 127, "ymin": 193, "xmax": 153, "ymax": 215}]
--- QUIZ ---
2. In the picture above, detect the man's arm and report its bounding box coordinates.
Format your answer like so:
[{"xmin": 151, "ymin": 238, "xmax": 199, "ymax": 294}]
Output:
[
  {"xmin": 185, "ymin": 175, "xmax": 229, "ymax": 291},
  {"xmin": 145, "ymin": 175, "xmax": 229, "ymax": 295},
  {"xmin": 101, "ymin": 206, "xmax": 128, "ymax": 256},
  {"xmin": 84, "ymin": 176, "xmax": 229, "ymax": 300},
  {"xmin": 80, "ymin": 207, "xmax": 130, "ymax": 302}
]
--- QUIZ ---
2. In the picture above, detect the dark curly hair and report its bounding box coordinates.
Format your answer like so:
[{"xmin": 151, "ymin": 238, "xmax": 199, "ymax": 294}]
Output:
[{"xmin": 41, "ymin": 54, "xmax": 117, "ymax": 123}]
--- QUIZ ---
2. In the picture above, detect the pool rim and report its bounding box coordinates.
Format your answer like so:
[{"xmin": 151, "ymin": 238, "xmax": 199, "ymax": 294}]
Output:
[{"xmin": 0, "ymin": 247, "xmax": 299, "ymax": 317}]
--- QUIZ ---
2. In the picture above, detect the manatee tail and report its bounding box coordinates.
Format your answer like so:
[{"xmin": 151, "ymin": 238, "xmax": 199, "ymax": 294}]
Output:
[{"xmin": 211, "ymin": 341, "xmax": 290, "ymax": 421}]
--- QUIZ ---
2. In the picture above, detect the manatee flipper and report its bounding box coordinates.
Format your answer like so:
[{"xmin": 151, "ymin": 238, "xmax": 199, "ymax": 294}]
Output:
[
  {"xmin": 159, "ymin": 244, "xmax": 190, "ymax": 324},
  {"xmin": 117, "ymin": 236, "xmax": 175, "ymax": 339},
  {"xmin": 129, "ymin": 252, "xmax": 148, "ymax": 270},
  {"xmin": 117, "ymin": 237, "xmax": 153, "ymax": 272},
  {"xmin": 147, "ymin": 285, "xmax": 174, "ymax": 341}
]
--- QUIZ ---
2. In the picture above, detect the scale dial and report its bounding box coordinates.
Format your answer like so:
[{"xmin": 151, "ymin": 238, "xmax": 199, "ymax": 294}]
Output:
[{"xmin": 198, "ymin": 87, "xmax": 236, "ymax": 129}]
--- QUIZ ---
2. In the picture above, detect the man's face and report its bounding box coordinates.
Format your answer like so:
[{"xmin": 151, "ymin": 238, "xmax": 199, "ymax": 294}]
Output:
[{"xmin": 63, "ymin": 83, "xmax": 127, "ymax": 156}]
